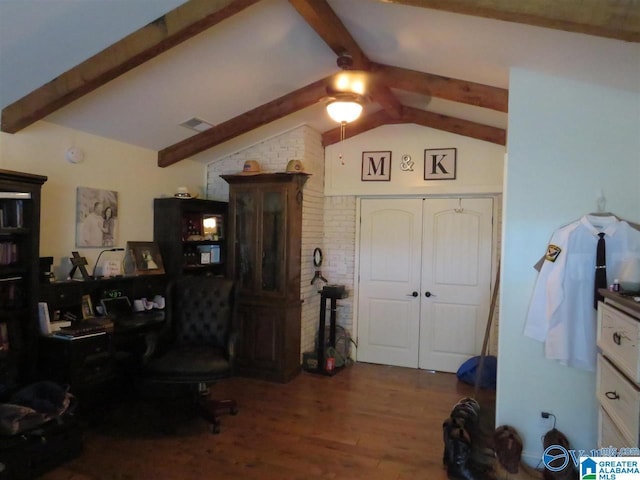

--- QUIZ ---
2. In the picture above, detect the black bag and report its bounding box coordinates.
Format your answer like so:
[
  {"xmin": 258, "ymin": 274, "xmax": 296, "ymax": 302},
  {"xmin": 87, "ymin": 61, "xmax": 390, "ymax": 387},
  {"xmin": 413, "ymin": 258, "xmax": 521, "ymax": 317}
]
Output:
[
  {"xmin": 0, "ymin": 382, "xmax": 83, "ymax": 479},
  {"xmin": 0, "ymin": 415, "xmax": 83, "ymax": 480}
]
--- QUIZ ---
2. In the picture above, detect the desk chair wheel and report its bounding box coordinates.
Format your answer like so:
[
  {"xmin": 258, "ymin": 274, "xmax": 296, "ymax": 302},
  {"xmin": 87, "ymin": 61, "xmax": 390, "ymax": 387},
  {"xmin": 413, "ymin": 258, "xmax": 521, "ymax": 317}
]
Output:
[{"xmin": 211, "ymin": 420, "xmax": 221, "ymax": 434}]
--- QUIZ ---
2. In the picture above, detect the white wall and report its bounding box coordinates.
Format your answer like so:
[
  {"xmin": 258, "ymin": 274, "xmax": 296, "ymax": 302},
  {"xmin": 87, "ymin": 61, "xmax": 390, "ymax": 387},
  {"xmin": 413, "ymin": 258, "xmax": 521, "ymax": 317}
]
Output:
[
  {"xmin": 0, "ymin": 121, "xmax": 205, "ymax": 277},
  {"xmin": 498, "ymin": 68, "xmax": 640, "ymax": 463},
  {"xmin": 324, "ymin": 124, "xmax": 505, "ymax": 352},
  {"xmin": 325, "ymin": 124, "xmax": 505, "ymax": 196}
]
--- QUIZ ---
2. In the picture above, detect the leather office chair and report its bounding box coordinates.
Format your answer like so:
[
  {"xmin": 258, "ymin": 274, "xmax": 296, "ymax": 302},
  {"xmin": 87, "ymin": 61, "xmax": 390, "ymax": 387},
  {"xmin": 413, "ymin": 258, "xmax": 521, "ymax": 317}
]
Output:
[{"xmin": 142, "ymin": 276, "xmax": 238, "ymax": 433}]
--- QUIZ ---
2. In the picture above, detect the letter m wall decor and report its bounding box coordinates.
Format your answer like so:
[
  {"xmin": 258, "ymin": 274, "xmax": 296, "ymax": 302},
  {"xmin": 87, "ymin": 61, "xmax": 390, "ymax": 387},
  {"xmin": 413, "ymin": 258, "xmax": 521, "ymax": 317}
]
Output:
[
  {"xmin": 424, "ymin": 148, "xmax": 456, "ymax": 180},
  {"xmin": 361, "ymin": 151, "xmax": 392, "ymax": 181}
]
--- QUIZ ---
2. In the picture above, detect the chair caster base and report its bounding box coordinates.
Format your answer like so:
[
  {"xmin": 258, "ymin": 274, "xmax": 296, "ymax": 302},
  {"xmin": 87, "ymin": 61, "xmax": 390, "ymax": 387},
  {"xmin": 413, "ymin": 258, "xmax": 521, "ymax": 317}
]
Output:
[{"xmin": 211, "ymin": 421, "xmax": 221, "ymax": 434}]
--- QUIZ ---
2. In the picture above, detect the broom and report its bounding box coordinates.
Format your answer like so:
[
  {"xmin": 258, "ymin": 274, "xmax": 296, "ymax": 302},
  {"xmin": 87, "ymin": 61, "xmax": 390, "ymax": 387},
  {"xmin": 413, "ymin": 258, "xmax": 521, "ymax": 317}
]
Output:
[{"xmin": 474, "ymin": 259, "xmax": 500, "ymax": 399}]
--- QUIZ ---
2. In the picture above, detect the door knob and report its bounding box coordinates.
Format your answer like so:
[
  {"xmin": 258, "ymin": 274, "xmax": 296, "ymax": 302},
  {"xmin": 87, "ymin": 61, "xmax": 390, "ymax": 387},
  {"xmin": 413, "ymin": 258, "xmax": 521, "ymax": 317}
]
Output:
[
  {"xmin": 424, "ymin": 291, "xmax": 432, "ymax": 297},
  {"xmin": 406, "ymin": 291, "xmax": 418, "ymax": 297}
]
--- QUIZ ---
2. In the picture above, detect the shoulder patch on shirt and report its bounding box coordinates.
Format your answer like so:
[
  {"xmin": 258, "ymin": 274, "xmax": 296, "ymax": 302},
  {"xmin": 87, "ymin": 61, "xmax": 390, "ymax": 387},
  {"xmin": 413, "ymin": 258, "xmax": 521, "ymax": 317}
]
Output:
[{"xmin": 545, "ymin": 244, "xmax": 561, "ymax": 262}]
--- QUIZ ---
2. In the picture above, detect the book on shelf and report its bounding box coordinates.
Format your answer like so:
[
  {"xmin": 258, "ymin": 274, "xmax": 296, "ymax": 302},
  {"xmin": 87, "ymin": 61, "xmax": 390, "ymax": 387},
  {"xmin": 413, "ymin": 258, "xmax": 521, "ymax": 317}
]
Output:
[
  {"xmin": 52, "ymin": 330, "xmax": 107, "ymax": 341},
  {"xmin": 50, "ymin": 320, "xmax": 72, "ymax": 332},
  {"xmin": 0, "ymin": 199, "xmax": 24, "ymax": 228},
  {"xmin": 84, "ymin": 317, "xmax": 114, "ymax": 333},
  {"xmin": 0, "ymin": 242, "xmax": 19, "ymax": 265},
  {"xmin": 0, "ymin": 192, "xmax": 30, "ymax": 200},
  {"xmin": 56, "ymin": 323, "xmax": 107, "ymax": 338}
]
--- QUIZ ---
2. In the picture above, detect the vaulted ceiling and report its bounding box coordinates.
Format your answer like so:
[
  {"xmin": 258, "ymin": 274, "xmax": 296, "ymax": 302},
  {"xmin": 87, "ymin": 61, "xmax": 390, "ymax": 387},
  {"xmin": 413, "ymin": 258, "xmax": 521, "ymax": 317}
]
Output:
[{"xmin": 1, "ymin": 0, "xmax": 638, "ymax": 167}]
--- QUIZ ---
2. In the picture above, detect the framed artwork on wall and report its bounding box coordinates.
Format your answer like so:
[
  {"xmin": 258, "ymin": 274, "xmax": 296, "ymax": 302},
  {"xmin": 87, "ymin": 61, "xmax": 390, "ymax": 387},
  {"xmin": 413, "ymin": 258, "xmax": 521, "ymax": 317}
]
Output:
[
  {"xmin": 424, "ymin": 148, "xmax": 457, "ymax": 180},
  {"xmin": 361, "ymin": 151, "xmax": 392, "ymax": 182},
  {"xmin": 126, "ymin": 241, "xmax": 165, "ymax": 276},
  {"xmin": 76, "ymin": 186, "xmax": 118, "ymax": 247}
]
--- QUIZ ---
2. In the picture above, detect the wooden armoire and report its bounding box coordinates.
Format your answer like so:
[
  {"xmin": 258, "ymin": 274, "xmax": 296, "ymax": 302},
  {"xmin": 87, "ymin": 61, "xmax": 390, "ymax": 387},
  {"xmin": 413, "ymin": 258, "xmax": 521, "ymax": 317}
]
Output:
[{"xmin": 221, "ymin": 172, "xmax": 309, "ymax": 382}]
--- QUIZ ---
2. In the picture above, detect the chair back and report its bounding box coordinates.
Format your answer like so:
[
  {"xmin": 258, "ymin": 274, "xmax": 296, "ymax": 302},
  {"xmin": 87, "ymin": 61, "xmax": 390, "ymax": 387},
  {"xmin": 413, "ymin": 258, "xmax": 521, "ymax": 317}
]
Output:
[{"xmin": 168, "ymin": 276, "xmax": 235, "ymax": 349}]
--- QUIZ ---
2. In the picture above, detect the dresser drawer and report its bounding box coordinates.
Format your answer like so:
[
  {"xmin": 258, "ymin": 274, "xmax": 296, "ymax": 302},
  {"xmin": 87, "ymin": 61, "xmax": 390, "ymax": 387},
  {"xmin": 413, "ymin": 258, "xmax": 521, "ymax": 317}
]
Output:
[
  {"xmin": 598, "ymin": 302, "xmax": 640, "ymax": 383},
  {"xmin": 599, "ymin": 407, "xmax": 636, "ymax": 448},
  {"xmin": 597, "ymin": 354, "xmax": 640, "ymax": 444}
]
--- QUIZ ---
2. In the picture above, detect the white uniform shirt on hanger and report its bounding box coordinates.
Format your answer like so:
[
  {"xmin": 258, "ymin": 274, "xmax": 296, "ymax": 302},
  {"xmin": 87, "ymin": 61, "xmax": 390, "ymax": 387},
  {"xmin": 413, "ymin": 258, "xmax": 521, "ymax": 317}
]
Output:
[{"xmin": 525, "ymin": 215, "xmax": 640, "ymax": 371}]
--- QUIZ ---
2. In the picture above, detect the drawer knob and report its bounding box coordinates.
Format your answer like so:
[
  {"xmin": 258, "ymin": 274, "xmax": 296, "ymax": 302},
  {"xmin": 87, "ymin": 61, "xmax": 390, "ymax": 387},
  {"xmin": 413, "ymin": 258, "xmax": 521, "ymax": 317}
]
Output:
[
  {"xmin": 613, "ymin": 332, "xmax": 622, "ymax": 345},
  {"xmin": 605, "ymin": 391, "xmax": 620, "ymax": 400}
]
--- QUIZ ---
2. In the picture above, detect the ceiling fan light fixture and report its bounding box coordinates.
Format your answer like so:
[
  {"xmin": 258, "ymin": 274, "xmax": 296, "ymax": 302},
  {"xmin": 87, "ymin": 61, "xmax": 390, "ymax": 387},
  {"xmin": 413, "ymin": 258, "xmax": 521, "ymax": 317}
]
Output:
[
  {"xmin": 333, "ymin": 71, "xmax": 367, "ymax": 95},
  {"xmin": 326, "ymin": 95, "xmax": 363, "ymax": 124}
]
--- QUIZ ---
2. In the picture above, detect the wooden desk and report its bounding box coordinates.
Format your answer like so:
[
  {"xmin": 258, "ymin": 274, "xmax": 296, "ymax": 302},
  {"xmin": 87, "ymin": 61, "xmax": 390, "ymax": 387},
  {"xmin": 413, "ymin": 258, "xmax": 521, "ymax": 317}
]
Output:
[
  {"xmin": 40, "ymin": 276, "xmax": 167, "ymax": 321},
  {"xmin": 38, "ymin": 276, "xmax": 168, "ymax": 394}
]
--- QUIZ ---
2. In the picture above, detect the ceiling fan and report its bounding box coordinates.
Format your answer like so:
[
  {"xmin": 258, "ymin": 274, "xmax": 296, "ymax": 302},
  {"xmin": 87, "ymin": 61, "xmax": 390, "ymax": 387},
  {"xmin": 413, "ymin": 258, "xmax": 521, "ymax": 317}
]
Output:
[{"xmin": 325, "ymin": 53, "xmax": 371, "ymax": 124}]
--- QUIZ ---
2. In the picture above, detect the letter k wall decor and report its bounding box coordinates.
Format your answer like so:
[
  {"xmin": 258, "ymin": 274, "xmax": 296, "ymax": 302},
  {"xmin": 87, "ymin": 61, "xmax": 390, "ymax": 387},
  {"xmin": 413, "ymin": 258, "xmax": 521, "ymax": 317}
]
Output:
[
  {"xmin": 424, "ymin": 148, "xmax": 457, "ymax": 180},
  {"xmin": 361, "ymin": 151, "xmax": 392, "ymax": 182}
]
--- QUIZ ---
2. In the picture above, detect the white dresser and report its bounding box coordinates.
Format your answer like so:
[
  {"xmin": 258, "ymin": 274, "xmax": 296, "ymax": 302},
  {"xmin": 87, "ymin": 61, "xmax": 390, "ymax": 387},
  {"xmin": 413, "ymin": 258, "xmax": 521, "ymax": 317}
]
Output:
[{"xmin": 596, "ymin": 290, "xmax": 640, "ymax": 448}]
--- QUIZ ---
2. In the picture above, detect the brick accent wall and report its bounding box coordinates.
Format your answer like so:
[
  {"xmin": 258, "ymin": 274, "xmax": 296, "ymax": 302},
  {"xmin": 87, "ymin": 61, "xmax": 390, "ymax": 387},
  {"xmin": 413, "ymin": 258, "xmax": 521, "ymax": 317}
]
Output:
[
  {"xmin": 322, "ymin": 196, "xmax": 356, "ymax": 336},
  {"xmin": 206, "ymin": 125, "xmax": 325, "ymax": 358}
]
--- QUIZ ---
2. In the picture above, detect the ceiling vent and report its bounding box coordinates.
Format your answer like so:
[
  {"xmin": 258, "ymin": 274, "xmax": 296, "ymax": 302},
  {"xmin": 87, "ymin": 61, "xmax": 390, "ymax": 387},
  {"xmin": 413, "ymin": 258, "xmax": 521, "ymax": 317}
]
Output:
[{"xmin": 179, "ymin": 117, "xmax": 214, "ymax": 132}]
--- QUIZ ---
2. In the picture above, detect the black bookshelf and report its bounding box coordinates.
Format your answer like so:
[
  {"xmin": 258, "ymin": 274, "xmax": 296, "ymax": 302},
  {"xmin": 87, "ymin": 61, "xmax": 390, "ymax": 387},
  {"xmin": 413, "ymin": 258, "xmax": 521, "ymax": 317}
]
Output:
[{"xmin": 0, "ymin": 169, "xmax": 47, "ymax": 387}]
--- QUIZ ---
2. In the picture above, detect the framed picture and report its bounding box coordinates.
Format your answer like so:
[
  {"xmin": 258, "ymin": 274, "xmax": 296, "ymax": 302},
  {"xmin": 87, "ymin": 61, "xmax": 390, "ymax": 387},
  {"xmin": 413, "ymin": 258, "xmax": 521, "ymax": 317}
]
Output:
[
  {"xmin": 424, "ymin": 148, "xmax": 457, "ymax": 180},
  {"xmin": 361, "ymin": 151, "xmax": 392, "ymax": 182},
  {"xmin": 197, "ymin": 244, "xmax": 221, "ymax": 264},
  {"xmin": 126, "ymin": 241, "xmax": 165, "ymax": 275},
  {"xmin": 81, "ymin": 294, "xmax": 94, "ymax": 320},
  {"xmin": 76, "ymin": 186, "xmax": 119, "ymax": 247}
]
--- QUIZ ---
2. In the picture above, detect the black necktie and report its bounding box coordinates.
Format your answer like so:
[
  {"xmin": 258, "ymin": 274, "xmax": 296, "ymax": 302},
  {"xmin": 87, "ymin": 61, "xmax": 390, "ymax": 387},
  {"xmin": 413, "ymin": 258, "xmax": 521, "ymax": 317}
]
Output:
[{"xmin": 594, "ymin": 232, "xmax": 606, "ymax": 309}]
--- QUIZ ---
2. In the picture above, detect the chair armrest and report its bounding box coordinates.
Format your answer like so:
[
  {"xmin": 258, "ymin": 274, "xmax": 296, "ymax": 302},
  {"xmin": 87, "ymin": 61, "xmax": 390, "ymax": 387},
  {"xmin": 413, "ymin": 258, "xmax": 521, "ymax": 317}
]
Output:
[
  {"xmin": 141, "ymin": 332, "xmax": 159, "ymax": 364},
  {"xmin": 142, "ymin": 327, "xmax": 174, "ymax": 364}
]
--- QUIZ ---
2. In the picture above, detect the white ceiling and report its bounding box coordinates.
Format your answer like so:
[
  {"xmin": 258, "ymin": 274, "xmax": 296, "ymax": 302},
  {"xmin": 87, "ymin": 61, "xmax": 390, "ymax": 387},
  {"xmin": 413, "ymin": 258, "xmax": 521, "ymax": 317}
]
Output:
[{"xmin": 1, "ymin": 0, "xmax": 639, "ymax": 162}]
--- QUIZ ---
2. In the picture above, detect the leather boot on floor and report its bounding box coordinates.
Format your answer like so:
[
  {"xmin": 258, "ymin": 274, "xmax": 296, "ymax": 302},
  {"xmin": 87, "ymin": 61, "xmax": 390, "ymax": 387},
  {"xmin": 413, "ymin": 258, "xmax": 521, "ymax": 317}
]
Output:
[
  {"xmin": 442, "ymin": 417, "xmax": 466, "ymax": 466},
  {"xmin": 444, "ymin": 423, "xmax": 479, "ymax": 480}
]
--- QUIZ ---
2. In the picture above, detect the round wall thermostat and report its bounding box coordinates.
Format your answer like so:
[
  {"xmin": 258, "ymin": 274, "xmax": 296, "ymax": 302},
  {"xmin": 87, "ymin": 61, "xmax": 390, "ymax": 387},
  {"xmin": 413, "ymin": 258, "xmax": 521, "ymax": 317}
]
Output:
[{"xmin": 66, "ymin": 147, "xmax": 85, "ymax": 164}]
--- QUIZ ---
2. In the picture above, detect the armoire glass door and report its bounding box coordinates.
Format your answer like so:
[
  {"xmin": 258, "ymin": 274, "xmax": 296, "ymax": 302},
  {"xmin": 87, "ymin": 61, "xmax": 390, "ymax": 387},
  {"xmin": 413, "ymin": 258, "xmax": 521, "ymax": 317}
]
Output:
[
  {"xmin": 234, "ymin": 190, "xmax": 257, "ymax": 291},
  {"xmin": 260, "ymin": 189, "xmax": 286, "ymax": 294}
]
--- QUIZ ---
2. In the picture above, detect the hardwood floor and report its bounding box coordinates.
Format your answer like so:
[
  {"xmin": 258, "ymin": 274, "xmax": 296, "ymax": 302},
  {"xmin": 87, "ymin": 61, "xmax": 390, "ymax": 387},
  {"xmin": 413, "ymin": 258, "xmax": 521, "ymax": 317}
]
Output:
[{"xmin": 39, "ymin": 363, "xmax": 538, "ymax": 480}]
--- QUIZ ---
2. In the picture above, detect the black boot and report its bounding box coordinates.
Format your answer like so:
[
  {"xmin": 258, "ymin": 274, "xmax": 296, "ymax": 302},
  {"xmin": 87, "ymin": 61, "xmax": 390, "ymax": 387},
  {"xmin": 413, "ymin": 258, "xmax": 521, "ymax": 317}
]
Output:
[
  {"xmin": 443, "ymin": 417, "xmax": 466, "ymax": 466},
  {"xmin": 445, "ymin": 424, "xmax": 479, "ymax": 480}
]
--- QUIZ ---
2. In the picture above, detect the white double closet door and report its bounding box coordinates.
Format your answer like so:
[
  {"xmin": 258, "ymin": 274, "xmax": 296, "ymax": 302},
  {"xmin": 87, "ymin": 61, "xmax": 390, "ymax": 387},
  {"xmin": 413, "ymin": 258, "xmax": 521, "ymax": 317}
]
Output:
[{"xmin": 357, "ymin": 197, "xmax": 493, "ymax": 372}]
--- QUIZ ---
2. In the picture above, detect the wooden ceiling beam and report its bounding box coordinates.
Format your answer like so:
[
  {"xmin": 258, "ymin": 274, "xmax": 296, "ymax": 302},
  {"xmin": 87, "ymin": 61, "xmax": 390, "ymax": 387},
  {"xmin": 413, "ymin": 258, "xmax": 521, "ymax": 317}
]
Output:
[
  {"xmin": 371, "ymin": 63, "xmax": 508, "ymax": 112},
  {"xmin": 1, "ymin": 0, "xmax": 260, "ymax": 134},
  {"xmin": 288, "ymin": 0, "xmax": 370, "ymax": 69},
  {"xmin": 321, "ymin": 106, "xmax": 506, "ymax": 146},
  {"xmin": 402, "ymin": 106, "xmax": 506, "ymax": 145},
  {"xmin": 289, "ymin": 0, "xmax": 403, "ymax": 118},
  {"xmin": 381, "ymin": 0, "xmax": 640, "ymax": 42},
  {"xmin": 158, "ymin": 77, "xmax": 332, "ymax": 167}
]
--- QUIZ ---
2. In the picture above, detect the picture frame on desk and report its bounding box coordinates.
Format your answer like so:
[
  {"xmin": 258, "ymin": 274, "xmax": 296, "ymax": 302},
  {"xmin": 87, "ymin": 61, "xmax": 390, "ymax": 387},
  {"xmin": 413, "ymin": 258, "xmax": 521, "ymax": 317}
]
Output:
[
  {"xmin": 80, "ymin": 294, "xmax": 94, "ymax": 320},
  {"xmin": 127, "ymin": 241, "xmax": 165, "ymax": 275}
]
